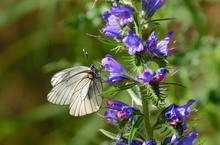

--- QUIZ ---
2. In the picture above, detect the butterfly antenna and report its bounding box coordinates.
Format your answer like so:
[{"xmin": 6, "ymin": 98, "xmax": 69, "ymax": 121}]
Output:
[{"xmin": 83, "ymin": 49, "xmax": 90, "ymax": 65}]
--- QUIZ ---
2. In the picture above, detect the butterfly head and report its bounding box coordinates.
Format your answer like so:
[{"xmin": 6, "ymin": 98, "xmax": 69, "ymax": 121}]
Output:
[{"xmin": 90, "ymin": 64, "xmax": 101, "ymax": 78}]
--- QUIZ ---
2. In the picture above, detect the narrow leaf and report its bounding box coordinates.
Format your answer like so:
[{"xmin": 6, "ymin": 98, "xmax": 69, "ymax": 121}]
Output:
[
  {"xmin": 128, "ymin": 116, "xmax": 144, "ymax": 145},
  {"xmin": 147, "ymin": 18, "xmax": 175, "ymax": 23},
  {"xmin": 161, "ymin": 82, "xmax": 186, "ymax": 88},
  {"xmin": 98, "ymin": 83, "xmax": 136, "ymax": 96},
  {"xmin": 97, "ymin": 37, "xmax": 124, "ymax": 46},
  {"xmin": 99, "ymin": 129, "xmax": 117, "ymax": 140}
]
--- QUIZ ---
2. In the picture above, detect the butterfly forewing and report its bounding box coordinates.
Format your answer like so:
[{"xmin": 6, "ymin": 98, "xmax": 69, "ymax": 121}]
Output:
[
  {"xmin": 51, "ymin": 66, "xmax": 90, "ymax": 86},
  {"xmin": 47, "ymin": 66, "xmax": 103, "ymax": 116}
]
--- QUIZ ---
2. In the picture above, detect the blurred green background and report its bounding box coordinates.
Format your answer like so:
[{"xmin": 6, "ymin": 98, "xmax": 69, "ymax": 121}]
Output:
[{"xmin": 0, "ymin": 0, "xmax": 220, "ymax": 145}]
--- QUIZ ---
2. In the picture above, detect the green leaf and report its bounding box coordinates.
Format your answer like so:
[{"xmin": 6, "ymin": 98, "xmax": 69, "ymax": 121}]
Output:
[
  {"xmin": 161, "ymin": 82, "xmax": 186, "ymax": 88},
  {"xmin": 97, "ymin": 37, "xmax": 124, "ymax": 46},
  {"xmin": 147, "ymin": 18, "xmax": 175, "ymax": 23},
  {"xmin": 99, "ymin": 129, "xmax": 117, "ymax": 140},
  {"xmin": 98, "ymin": 83, "xmax": 136, "ymax": 96},
  {"xmin": 128, "ymin": 116, "xmax": 144, "ymax": 145},
  {"xmin": 127, "ymin": 88, "xmax": 142, "ymax": 106}
]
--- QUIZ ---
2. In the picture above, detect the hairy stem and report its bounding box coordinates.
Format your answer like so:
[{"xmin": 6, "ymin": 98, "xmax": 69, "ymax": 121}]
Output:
[{"xmin": 140, "ymin": 85, "xmax": 153, "ymax": 139}]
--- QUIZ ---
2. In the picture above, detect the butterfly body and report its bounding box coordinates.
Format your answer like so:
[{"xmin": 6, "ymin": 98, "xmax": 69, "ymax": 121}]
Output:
[{"xmin": 47, "ymin": 65, "xmax": 103, "ymax": 116}]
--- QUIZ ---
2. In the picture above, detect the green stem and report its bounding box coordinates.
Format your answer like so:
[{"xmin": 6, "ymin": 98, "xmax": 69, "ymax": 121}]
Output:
[
  {"xmin": 140, "ymin": 85, "xmax": 153, "ymax": 139},
  {"xmin": 131, "ymin": 0, "xmax": 142, "ymax": 39}
]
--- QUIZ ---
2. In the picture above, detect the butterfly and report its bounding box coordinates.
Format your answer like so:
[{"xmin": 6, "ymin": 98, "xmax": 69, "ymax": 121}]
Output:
[{"xmin": 47, "ymin": 65, "xmax": 103, "ymax": 116}]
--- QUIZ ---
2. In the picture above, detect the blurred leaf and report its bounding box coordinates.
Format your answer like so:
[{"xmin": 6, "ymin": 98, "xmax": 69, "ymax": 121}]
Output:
[
  {"xmin": 99, "ymin": 129, "xmax": 117, "ymax": 140},
  {"xmin": 98, "ymin": 83, "xmax": 136, "ymax": 96},
  {"xmin": 97, "ymin": 37, "xmax": 125, "ymax": 46}
]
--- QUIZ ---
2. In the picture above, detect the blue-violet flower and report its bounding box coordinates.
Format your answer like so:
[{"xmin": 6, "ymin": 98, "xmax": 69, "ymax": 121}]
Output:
[
  {"xmin": 110, "ymin": 2, "xmax": 133, "ymax": 25},
  {"xmin": 101, "ymin": 14, "xmax": 121, "ymax": 38},
  {"xmin": 136, "ymin": 68, "xmax": 153, "ymax": 84},
  {"xmin": 123, "ymin": 29, "xmax": 144, "ymax": 55},
  {"xmin": 162, "ymin": 99, "xmax": 196, "ymax": 131},
  {"xmin": 142, "ymin": 0, "xmax": 164, "ymax": 18},
  {"xmin": 156, "ymin": 31, "xmax": 173, "ymax": 56},
  {"xmin": 104, "ymin": 109, "xmax": 118, "ymax": 125},
  {"xmin": 101, "ymin": 54, "xmax": 127, "ymax": 82},
  {"xmin": 146, "ymin": 31, "xmax": 173, "ymax": 56}
]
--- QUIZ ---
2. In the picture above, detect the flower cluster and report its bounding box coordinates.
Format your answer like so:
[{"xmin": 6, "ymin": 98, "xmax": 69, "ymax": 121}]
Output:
[
  {"xmin": 155, "ymin": 100, "xmax": 198, "ymax": 144},
  {"xmin": 101, "ymin": 2, "xmax": 173, "ymax": 56},
  {"xmin": 97, "ymin": 0, "xmax": 199, "ymax": 145},
  {"xmin": 101, "ymin": 3, "xmax": 133, "ymax": 38}
]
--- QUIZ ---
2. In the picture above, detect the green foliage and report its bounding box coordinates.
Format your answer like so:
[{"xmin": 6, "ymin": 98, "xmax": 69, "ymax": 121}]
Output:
[{"xmin": 99, "ymin": 129, "xmax": 117, "ymax": 140}]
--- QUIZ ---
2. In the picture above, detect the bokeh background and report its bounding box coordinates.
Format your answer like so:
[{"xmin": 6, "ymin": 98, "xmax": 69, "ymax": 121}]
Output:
[{"xmin": 0, "ymin": 0, "xmax": 220, "ymax": 145}]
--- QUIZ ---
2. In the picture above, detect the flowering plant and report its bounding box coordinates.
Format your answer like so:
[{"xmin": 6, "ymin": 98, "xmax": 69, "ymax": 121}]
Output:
[{"xmin": 95, "ymin": 0, "xmax": 199, "ymax": 144}]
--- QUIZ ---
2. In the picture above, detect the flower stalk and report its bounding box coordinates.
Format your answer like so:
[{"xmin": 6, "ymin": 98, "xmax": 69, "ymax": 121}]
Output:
[{"xmin": 140, "ymin": 85, "xmax": 153, "ymax": 139}]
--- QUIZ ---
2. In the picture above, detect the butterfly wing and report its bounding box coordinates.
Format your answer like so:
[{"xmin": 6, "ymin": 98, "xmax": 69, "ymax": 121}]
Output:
[
  {"xmin": 69, "ymin": 77, "xmax": 103, "ymax": 116},
  {"xmin": 47, "ymin": 66, "xmax": 103, "ymax": 116},
  {"xmin": 47, "ymin": 66, "xmax": 91, "ymax": 105}
]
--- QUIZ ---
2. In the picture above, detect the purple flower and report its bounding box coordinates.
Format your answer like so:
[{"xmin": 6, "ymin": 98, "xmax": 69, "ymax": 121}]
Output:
[
  {"xmin": 142, "ymin": 0, "xmax": 164, "ymax": 18},
  {"xmin": 111, "ymin": 2, "xmax": 133, "ymax": 25},
  {"xmin": 137, "ymin": 68, "xmax": 167, "ymax": 85},
  {"xmin": 104, "ymin": 109, "xmax": 118, "ymax": 125},
  {"xmin": 123, "ymin": 30, "xmax": 144, "ymax": 55},
  {"xmin": 152, "ymin": 68, "xmax": 167, "ymax": 83},
  {"xmin": 106, "ymin": 100, "xmax": 127, "ymax": 111},
  {"xmin": 118, "ymin": 106, "xmax": 136, "ymax": 119},
  {"xmin": 102, "ymin": 11, "xmax": 111, "ymax": 22},
  {"xmin": 136, "ymin": 68, "xmax": 153, "ymax": 84},
  {"xmin": 146, "ymin": 32, "xmax": 158, "ymax": 52},
  {"xmin": 156, "ymin": 31, "xmax": 173, "ymax": 56},
  {"xmin": 142, "ymin": 139, "xmax": 157, "ymax": 145},
  {"xmin": 146, "ymin": 31, "xmax": 173, "ymax": 56},
  {"xmin": 101, "ymin": 54, "xmax": 123, "ymax": 73},
  {"xmin": 101, "ymin": 14, "xmax": 121, "ymax": 38},
  {"xmin": 163, "ymin": 127, "xmax": 198, "ymax": 145},
  {"xmin": 101, "ymin": 54, "xmax": 127, "ymax": 82},
  {"xmin": 106, "ymin": 72, "xmax": 128, "ymax": 83},
  {"xmin": 162, "ymin": 99, "xmax": 196, "ymax": 131}
]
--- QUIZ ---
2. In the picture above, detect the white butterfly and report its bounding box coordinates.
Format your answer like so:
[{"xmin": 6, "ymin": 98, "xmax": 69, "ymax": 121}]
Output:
[{"xmin": 47, "ymin": 65, "xmax": 103, "ymax": 116}]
